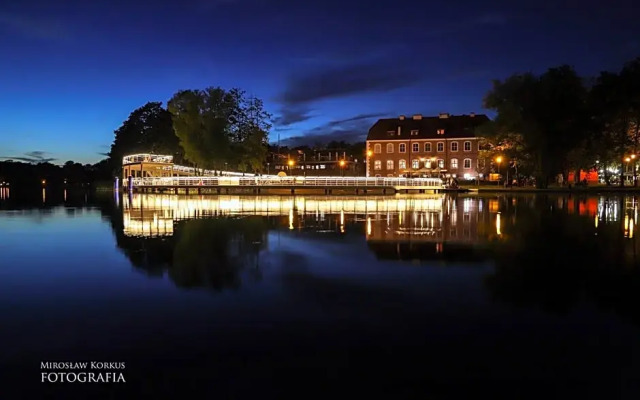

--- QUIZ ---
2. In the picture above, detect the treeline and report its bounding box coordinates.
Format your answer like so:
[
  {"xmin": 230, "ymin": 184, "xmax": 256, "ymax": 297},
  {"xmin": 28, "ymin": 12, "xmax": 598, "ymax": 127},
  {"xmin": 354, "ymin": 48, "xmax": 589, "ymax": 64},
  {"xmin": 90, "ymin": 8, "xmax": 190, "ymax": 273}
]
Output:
[
  {"xmin": 480, "ymin": 56, "xmax": 640, "ymax": 188},
  {"xmin": 0, "ymin": 160, "xmax": 112, "ymax": 190}
]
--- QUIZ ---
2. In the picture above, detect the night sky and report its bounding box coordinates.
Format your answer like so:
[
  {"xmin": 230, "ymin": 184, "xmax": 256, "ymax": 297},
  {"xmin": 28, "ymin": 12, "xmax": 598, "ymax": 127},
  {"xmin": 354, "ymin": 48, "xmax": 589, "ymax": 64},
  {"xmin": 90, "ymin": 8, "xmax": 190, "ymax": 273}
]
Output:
[{"xmin": 1, "ymin": 0, "xmax": 639, "ymax": 164}]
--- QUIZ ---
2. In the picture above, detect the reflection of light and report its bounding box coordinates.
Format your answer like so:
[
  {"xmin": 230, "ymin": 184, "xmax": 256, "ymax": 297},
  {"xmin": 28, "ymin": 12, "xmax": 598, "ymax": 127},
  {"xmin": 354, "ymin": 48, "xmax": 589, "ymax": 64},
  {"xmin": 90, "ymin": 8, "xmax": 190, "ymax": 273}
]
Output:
[
  {"xmin": 630, "ymin": 219, "xmax": 635, "ymax": 239},
  {"xmin": 64, "ymin": 189, "xmax": 67, "ymax": 202},
  {"xmin": 289, "ymin": 209, "xmax": 294, "ymax": 230},
  {"xmin": 42, "ymin": 188, "xmax": 46, "ymax": 203},
  {"xmin": 496, "ymin": 213, "xmax": 501, "ymax": 236},
  {"xmin": 340, "ymin": 209, "xmax": 344, "ymax": 226},
  {"xmin": 625, "ymin": 214, "xmax": 629, "ymax": 231},
  {"xmin": 367, "ymin": 217, "xmax": 371, "ymax": 236},
  {"xmin": 595, "ymin": 214, "xmax": 598, "ymax": 228}
]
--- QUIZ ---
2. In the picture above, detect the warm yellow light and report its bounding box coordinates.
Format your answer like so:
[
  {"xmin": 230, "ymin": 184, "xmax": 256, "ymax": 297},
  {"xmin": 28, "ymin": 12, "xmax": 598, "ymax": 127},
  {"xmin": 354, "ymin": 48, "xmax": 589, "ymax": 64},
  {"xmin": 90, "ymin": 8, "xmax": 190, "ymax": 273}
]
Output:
[
  {"xmin": 41, "ymin": 179, "xmax": 46, "ymax": 185},
  {"xmin": 289, "ymin": 209, "xmax": 294, "ymax": 230},
  {"xmin": 288, "ymin": 160, "xmax": 294, "ymax": 167},
  {"xmin": 339, "ymin": 160, "xmax": 345, "ymax": 167},
  {"xmin": 625, "ymin": 157, "xmax": 631, "ymax": 163},
  {"xmin": 630, "ymin": 219, "xmax": 635, "ymax": 239},
  {"xmin": 431, "ymin": 157, "xmax": 436, "ymax": 161},
  {"xmin": 495, "ymin": 156, "xmax": 503, "ymax": 164},
  {"xmin": 367, "ymin": 150, "xmax": 373, "ymax": 157},
  {"xmin": 496, "ymin": 213, "xmax": 502, "ymax": 235},
  {"xmin": 632, "ymin": 154, "xmax": 637, "ymax": 159},
  {"xmin": 367, "ymin": 217, "xmax": 372, "ymax": 236}
]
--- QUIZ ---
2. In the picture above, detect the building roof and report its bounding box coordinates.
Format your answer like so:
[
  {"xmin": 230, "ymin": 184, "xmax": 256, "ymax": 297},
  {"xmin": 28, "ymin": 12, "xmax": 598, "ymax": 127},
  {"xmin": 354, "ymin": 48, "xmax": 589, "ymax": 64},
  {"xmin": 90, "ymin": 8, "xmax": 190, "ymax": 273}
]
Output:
[{"xmin": 367, "ymin": 113, "xmax": 489, "ymax": 141}]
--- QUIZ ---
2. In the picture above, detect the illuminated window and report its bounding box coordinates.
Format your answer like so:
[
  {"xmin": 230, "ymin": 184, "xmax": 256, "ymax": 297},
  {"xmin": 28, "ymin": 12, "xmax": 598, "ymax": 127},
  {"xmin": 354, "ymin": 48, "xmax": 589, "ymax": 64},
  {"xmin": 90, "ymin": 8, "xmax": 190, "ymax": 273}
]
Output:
[
  {"xmin": 412, "ymin": 143, "xmax": 419, "ymax": 152},
  {"xmin": 464, "ymin": 141, "xmax": 472, "ymax": 151},
  {"xmin": 374, "ymin": 160, "xmax": 382, "ymax": 170},
  {"xmin": 399, "ymin": 159, "xmax": 406, "ymax": 169},
  {"xmin": 412, "ymin": 159, "xmax": 420, "ymax": 169},
  {"xmin": 463, "ymin": 158, "xmax": 472, "ymax": 169},
  {"xmin": 386, "ymin": 160, "xmax": 394, "ymax": 170},
  {"xmin": 386, "ymin": 143, "xmax": 394, "ymax": 153},
  {"xmin": 399, "ymin": 143, "xmax": 406, "ymax": 153},
  {"xmin": 411, "ymin": 130, "xmax": 419, "ymax": 136},
  {"xmin": 374, "ymin": 144, "xmax": 381, "ymax": 154},
  {"xmin": 451, "ymin": 142, "xmax": 458, "ymax": 152},
  {"xmin": 437, "ymin": 129, "xmax": 445, "ymax": 135},
  {"xmin": 437, "ymin": 142, "xmax": 444, "ymax": 152},
  {"xmin": 451, "ymin": 158, "xmax": 458, "ymax": 169},
  {"xmin": 425, "ymin": 143, "xmax": 431, "ymax": 152},
  {"xmin": 438, "ymin": 159, "xmax": 445, "ymax": 168},
  {"xmin": 425, "ymin": 160, "xmax": 432, "ymax": 168}
]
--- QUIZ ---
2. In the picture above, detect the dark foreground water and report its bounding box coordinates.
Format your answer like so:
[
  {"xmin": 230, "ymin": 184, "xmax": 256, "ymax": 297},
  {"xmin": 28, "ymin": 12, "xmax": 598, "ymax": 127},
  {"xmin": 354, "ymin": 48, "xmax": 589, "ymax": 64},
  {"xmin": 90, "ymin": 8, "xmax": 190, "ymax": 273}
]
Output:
[{"xmin": 1, "ymin": 189, "xmax": 640, "ymax": 399}]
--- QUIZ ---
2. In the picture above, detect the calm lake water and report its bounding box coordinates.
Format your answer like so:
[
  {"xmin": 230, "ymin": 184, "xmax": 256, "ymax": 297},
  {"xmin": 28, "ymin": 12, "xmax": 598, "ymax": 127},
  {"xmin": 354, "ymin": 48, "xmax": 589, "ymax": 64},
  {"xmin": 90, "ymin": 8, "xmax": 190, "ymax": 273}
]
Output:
[{"xmin": 1, "ymin": 189, "xmax": 640, "ymax": 399}]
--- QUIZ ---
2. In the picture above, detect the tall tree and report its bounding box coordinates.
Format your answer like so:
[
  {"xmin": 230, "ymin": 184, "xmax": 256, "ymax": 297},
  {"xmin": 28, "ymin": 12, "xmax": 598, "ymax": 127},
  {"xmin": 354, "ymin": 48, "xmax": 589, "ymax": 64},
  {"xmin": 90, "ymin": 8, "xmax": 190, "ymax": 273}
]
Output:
[
  {"xmin": 168, "ymin": 87, "xmax": 271, "ymax": 172},
  {"xmin": 109, "ymin": 102, "xmax": 182, "ymax": 175},
  {"xmin": 484, "ymin": 66, "xmax": 589, "ymax": 188}
]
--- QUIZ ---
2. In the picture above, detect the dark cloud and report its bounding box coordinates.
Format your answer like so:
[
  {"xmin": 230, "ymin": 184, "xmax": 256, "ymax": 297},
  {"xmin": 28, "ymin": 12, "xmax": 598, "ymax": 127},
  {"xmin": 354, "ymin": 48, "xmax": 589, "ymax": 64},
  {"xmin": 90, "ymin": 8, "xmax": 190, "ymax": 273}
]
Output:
[
  {"xmin": 273, "ymin": 107, "xmax": 314, "ymax": 127},
  {"xmin": 0, "ymin": 11, "xmax": 71, "ymax": 41},
  {"xmin": 0, "ymin": 151, "xmax": 57, "ymax": 163},
  {"xmin": 279, "ymin": 61, "xmax": 422, "ymax": 107},
  {"xmin": 279, "ymin": 112, "xmax": 387, "ymax": 147}
]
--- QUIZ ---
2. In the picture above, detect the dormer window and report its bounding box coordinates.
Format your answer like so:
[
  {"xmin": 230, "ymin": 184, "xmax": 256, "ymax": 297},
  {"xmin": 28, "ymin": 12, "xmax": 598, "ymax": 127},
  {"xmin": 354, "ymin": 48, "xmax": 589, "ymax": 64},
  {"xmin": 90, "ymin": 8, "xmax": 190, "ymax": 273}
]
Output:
[
  {"xmin": 437, "ymin": 129, "xmax": 445, "ymax": 135},
  {"xmin": 410, "ymin": 130, "xmax": 419, "ymax": 136},
  {"xmin": 387, "ymin": 130, "xmax": 395, "ymax": 136}
]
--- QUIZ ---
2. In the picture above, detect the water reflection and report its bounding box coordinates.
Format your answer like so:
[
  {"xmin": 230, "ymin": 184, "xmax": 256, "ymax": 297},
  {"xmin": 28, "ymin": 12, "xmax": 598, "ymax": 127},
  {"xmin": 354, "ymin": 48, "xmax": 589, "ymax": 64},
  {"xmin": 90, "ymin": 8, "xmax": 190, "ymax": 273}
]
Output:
[{"xmin": 106, "ymin": 193, "xmax": 640, "ymax": 323}]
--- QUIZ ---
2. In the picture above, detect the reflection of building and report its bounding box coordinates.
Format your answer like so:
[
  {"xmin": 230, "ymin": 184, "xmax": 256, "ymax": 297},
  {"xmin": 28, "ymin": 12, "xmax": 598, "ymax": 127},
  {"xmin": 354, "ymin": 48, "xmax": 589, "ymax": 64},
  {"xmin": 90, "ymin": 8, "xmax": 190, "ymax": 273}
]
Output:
[
  {"xmin": 366, "ymin": 113, "xmax": 488, "ymax": 179},
  {"xmin": 365, "ymin": 196, "xmax": 494, "ymax": 260}
]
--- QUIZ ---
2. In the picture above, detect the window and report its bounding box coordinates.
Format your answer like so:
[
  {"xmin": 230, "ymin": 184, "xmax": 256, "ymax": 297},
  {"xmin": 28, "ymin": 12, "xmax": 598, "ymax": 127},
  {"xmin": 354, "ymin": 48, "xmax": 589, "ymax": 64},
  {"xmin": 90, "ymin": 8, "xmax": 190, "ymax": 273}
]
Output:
[
  {"xmin": 438, "ymin": 159, "xmax": 445, "ymax": 169},
  {"xmin": 399, "ymin": 159, "xmax": 406, "ymax": 169},
  {"xmin": 387, "ymin": 130, "xmax": 395, "ymax": 137},
  {"xmin": 451, "ymin": 158, "xmax": 458, "ymax": 169},
  {"xmin": 411, "ymin": 130, "xmax": 419, "ymax": 136},
  {"xmin": 437, "ymin": 142, "xmax": 444, "ymax": 152},
  {"xmin": 425, "ymin": 160, "xmax": 432, "ymax": 168},
  {"xmin": 386, "ymin": 143, "xmax": 394, "ymax": 153},
  {"xmin": 451, "ymin": 142, "xmax": 458, "ymax": 152},
  {"xmin": 464, "ymin": 141, "xmax": 472, "ymax": 151},
  {"xmin": 374, "ymin": 160, "xmax": 382, "ymax": 170},
  {"xmin": 463, "ymin": 158, "xmax": 472, "ymax": 169},
  {"xmin": 399, "ymin": 143, "xmax": 406, "ymax": 153},
  {"xmin": 412, "ymin": 159, "xmax": 420, "ymax": 169},
  {"xmin": 437, "ymin": 129, "xmax": 445, "ymax": 135},
  {"xmin": 386, "ymin": 160, "xmax": 394, "ymax": 170},
  {"xmin": 374, "ymin": 144, "xmax": 381, "ymax": 154},
  {"xmin": 425, "ymin": 143, "xmax": 431, "ymax": 152},
  {"xmin": 412, "ymin": 143, "xmax": 419, "ymax": 152}
]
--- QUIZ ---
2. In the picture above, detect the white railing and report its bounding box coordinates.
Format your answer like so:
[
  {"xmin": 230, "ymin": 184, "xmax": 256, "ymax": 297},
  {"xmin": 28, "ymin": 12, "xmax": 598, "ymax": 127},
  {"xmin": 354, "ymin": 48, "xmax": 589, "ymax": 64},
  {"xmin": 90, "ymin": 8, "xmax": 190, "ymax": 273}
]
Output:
[
  {"xmin": 123, "ymin": 154, "xmax": 174, "ymax": 165},
  {"xmin": 130, "ymin": 176, "xmax": 443, "ymax": 189}
]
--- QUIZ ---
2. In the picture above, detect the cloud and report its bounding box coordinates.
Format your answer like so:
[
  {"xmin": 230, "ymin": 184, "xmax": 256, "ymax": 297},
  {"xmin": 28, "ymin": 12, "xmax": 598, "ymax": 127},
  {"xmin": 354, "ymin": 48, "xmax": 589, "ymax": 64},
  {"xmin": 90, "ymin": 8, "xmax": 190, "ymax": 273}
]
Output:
[
  {"xmin": 278, "ymin": 112, "xmax": 387, "ymax": 147},
  {"xmin": 0, "ymin": 11, "xmax": 71, "ymax": 41},
  {"xmin": 0, "ymin": 151, "xmax": 57, "ymax": 163},
  {"xmin": 273, "ymin": 107, "xmax": 314, "ymax": 127},
  {"xmin": 279, "ymin": 60, "xmax": 422, "ymax": 107}
]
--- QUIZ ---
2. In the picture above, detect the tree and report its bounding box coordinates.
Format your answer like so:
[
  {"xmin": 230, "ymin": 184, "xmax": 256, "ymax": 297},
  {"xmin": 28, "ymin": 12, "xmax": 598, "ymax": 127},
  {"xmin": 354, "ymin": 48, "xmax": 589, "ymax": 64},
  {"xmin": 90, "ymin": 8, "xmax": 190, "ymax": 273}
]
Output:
[
  {"xmin": 108, "ymin": 102, "xmax": 182, "ymax": 176},
  {"xmin": 484, "ymin": 66, "xmax": 589, "ymax": 188},
  {"xmin": 168, "ymin": 87, "xmax": 271, "ymax": 172}
]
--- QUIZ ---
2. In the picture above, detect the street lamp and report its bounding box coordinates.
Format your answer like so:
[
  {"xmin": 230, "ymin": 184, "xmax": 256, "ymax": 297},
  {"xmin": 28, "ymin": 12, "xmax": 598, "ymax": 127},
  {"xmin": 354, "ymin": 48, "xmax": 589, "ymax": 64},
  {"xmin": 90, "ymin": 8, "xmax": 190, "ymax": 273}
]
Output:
[
  {"xmin": 632, "ymin": 154, "xmax": 638, "ymax": 187},
  {"xmin": 288, "ymin": 159, "xmax": 294, "ymax": 176},
  {"xmin": 339, "ymin": 159, "xmax": 346, "ymax": 176},
  {"xmin": 495, "ymin": 156, "xmax": 503, "ymax": 186}
]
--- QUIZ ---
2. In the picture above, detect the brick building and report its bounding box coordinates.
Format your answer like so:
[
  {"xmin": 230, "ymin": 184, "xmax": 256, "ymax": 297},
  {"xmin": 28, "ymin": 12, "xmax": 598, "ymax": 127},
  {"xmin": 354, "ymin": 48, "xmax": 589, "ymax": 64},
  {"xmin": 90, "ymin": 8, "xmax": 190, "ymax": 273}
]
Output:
[{"xmin": 366, "ymin": 113, "xmax": 488, "ymax": 179}]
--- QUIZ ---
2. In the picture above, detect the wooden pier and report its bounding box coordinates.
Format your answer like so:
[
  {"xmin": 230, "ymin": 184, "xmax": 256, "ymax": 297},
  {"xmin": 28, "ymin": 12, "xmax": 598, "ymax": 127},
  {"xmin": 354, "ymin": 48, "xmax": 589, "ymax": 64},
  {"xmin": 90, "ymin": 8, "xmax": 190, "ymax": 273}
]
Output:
[{"xmin": 127, "ymin": 176, "xmax": 445, "ymax": 195}]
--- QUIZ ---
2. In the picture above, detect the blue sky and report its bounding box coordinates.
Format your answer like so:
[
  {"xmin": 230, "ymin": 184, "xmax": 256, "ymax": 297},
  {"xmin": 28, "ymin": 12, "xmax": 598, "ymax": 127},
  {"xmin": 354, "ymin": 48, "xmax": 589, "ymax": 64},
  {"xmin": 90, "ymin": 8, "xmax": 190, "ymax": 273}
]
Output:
[{"xmin": 0, "ymin": 0, "xmax": 639, "ymax": 164}]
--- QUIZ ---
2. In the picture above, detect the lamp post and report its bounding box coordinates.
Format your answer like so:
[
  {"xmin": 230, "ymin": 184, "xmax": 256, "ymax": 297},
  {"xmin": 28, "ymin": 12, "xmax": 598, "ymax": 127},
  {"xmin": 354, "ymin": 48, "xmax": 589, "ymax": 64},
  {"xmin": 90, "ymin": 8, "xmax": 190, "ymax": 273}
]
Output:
[
  {"xmin": 632, "ymin": 154, "xmax": 637, "ymax": 187},
  {"xmin": 288, "ymin": 159, "xmax": 294, "ymax": 176},
  {"xmin": 339, "ymin": 159, "xmax": 346, "ymax": 176},
  {"xmin": 495, "ymin": 156, "xmax": 503, "ymax": 186}
]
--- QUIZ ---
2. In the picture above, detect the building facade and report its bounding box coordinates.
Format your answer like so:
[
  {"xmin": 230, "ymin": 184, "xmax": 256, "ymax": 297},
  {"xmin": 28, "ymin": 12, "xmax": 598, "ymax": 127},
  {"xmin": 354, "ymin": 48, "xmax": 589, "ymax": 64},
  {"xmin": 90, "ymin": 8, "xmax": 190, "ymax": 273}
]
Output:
[{"xmin": 366, "ymin": 113, "xmax": 488, "ymax": 179}]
